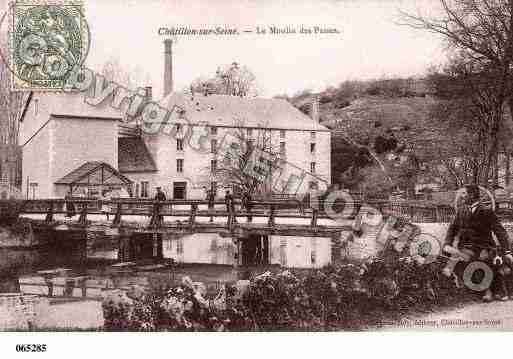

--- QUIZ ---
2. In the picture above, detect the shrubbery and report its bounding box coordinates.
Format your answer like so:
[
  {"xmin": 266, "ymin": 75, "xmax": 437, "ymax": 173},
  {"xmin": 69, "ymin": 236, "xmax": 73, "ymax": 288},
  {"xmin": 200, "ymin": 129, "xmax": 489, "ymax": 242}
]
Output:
[{"xmin": 102, "ymin": 257, "xmax": 477, "ymax": 331}]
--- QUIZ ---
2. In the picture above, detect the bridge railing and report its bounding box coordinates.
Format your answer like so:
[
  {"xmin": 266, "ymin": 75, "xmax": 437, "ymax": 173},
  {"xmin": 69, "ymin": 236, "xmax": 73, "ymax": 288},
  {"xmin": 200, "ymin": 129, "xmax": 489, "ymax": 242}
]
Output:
[{"xmin": 15, "ymin": 197, "xmax": 513, "ymax": 226}]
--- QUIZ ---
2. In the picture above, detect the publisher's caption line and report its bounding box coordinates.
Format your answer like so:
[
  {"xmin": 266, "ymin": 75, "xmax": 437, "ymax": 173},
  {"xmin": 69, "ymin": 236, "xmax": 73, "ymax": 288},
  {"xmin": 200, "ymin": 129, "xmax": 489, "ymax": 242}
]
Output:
[{"xmin": 158, "ymin": 25, "xmax": 341, "ymax": 36}]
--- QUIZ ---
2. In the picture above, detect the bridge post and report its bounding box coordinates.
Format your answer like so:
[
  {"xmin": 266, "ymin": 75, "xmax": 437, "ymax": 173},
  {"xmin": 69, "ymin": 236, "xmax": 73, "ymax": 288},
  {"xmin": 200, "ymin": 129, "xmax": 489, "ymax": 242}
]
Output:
[
  {"xmin": 153, "ymin": 233, "xmax": 164, "ymax": 259},
  {"xmin": 227, "ymin": 204, "xmax": 235, "ymax": 230},
  {"xmin": 331, "ymin": 232, "xmax": 342, "ymax": 264},
  {"xmin": 78, "ymin": 202, "xmax": 88, "ymax": 225},
  {"xmin": 434, "ymin": 205, "xmax": 440, "ymax": 223},
  {"xmin": 149, "ymin": 202, "xmax": 162, "ymax": 229},
  {"xmin": 246, "ymin": 201, "xmax": 253, "ymax": 223},
  {"xmin": 45, "ymin": 201, "xmax": 54, "ymax": 224},
  {"xmin": 112, "ymin": 202, "xmax": 122, "ymax": 226},
  {"xmin": 268, "ymin": 204, "xmax": 275, "ymax": 226},
  {"xmin": 311, "ymin": 208, "xmax": 318, "ymax": 227},
  {"xmin": 118, "ymin": 234, "xmax": 132, "ymax": 262},
  {"xmin": 189, "ymin": 203, "xmax": 197, "ymax": 229}
]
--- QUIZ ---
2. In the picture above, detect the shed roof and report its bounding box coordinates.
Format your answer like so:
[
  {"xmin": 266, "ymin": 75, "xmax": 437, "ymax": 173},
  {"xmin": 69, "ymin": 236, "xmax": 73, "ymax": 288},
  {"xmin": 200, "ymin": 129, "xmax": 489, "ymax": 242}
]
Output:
[
  {"xmin": 118, "ymin": 137, "xmax": 158, "ymax": 173},
  {"xmin": 55, "ymin": 161, "xmax": 132, "ymax": 186}
]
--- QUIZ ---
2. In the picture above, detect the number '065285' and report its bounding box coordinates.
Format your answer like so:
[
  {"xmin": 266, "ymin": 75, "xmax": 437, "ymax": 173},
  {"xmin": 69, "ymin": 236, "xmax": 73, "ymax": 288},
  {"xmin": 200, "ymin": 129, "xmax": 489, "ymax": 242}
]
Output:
[{"xmin": 15, "ymin": 344, "xmax": 47, "ymax": 352}]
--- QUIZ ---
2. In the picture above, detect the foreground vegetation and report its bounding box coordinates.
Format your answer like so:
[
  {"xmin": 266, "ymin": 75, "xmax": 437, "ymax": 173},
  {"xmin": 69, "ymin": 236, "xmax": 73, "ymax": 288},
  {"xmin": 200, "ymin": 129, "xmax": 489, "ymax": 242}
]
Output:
[{"xmin": 102, "ymin": 257, "xmax": 478, "ymax": 331}]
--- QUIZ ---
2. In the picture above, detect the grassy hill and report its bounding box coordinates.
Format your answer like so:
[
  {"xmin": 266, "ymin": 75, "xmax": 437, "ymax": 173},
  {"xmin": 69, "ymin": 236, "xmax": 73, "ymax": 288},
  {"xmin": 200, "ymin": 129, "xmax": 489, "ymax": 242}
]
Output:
[{"xmin": 287, "ymin": 83, "xmax": 440, "ymax": 189}]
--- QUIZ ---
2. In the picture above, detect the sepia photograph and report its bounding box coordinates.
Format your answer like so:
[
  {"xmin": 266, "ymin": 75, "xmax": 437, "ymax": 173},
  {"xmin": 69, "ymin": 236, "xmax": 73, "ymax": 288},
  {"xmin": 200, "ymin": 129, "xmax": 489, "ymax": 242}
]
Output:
[{"xmin": 1, "ymin": 0, "xmax": 513, "ymax": 349}]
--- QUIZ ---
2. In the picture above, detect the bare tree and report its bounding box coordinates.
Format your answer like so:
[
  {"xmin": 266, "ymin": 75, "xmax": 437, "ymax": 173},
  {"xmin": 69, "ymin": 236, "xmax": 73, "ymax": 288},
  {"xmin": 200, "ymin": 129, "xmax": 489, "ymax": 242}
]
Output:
[
  {"xmin": 0, "ymin": 61, "xmax": 24, "ymax": 145},
  {"xmin": 205, "ymin": 122, "xmax": 279, "ymax": 197},
  {"xmin": 101, "ymin": 57, "xmax": 151, "ymax": 89},
  {"xmin": 399, "ymin": 0, "xmax": 513, "ymax": 186},
  {"xmin": 188, "ymin": 62, "xmax": 258, "ymax": 97}
]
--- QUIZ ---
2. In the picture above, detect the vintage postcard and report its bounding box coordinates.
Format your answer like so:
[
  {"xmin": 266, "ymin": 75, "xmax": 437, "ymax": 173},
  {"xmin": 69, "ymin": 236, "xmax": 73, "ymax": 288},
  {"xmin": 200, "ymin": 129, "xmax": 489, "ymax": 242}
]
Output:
[{"xmin": 2, "ymin": 0, "xmax": 513, "ymax": 345}]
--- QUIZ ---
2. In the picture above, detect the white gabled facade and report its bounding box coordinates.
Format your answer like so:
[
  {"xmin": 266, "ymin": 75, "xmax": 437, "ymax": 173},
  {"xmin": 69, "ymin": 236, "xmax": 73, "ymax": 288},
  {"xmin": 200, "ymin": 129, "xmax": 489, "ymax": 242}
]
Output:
[
  {"xmin": 128, "ymin": 92, "xmax": 331, "ymax": 200},
  {"xmin": 20, "ymin": 92, "xmax": 121, "ymax": 198}
]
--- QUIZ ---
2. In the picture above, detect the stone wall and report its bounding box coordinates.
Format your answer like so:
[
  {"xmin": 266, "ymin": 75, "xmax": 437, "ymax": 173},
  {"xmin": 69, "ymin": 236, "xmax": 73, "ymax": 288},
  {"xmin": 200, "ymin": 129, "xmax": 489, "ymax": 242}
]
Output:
[{"xmin": 0, "ymin": 293, "xmax": 49, "ymax": 330}]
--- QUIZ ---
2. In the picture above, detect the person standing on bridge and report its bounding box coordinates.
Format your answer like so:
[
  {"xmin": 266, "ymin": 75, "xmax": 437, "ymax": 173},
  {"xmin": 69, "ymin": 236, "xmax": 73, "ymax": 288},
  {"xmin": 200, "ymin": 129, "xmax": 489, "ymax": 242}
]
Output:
[
  {"xmin": 444, "ymin": 184, "xmax": 513, "ymax": 302},
  {"xmin": 224, "ymin": 190, "xmax": 233, "ymax": 213},
  {"xmin": 100, "ymin": 189, "xmax": 112, "ymax": 221},
  {"xmin": 64, "ymin": 190, "xmax": 76, "ymax": 218},
  {"xmin": 155, "ymin": 187, "xmax": 167, "ymax": 201},
  {"xmin": 242, "ymin": 191, "xmax": 253, "ymax": 222},
  {"xmin": 205, "ymin": 186, "xmax": 215, "ymax": 210},
  {"xmin": 205, "ymin": 186, "xmax": 215, "ymax": 223},
  {"xmin": 153, "ymin": 187, "xmax": 167, "ymax": 225},
  {"xmin": 225, "ymin": 189, "xmax": 237, "ymax": 225}
]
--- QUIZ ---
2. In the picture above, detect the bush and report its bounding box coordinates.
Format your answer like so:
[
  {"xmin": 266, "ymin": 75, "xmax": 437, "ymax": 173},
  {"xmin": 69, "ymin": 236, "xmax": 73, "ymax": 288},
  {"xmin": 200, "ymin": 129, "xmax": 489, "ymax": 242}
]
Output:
[{"xmin": 102, "ymin": 255, "xmax": 476, "ymax": 331}]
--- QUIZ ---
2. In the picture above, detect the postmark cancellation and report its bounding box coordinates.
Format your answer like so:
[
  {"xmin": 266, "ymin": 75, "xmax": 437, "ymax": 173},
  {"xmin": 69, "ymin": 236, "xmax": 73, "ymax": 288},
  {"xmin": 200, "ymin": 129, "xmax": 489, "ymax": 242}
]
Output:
[{"xmin": 9, "ymin": 0, "xmax": 88, "ymax": 91}]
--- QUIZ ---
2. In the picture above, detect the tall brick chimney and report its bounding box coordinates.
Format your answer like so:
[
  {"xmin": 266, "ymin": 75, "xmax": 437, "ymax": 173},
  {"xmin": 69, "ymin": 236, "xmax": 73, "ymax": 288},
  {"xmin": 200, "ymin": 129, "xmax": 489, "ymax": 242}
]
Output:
[
  {"xmin": 144, "ymin": 86, "xmax": 152, "ymax": 101},
  {"xmin": 310, "ymin": 97, "xmax": 319, "ymax": 123},
  {"xmin": 164, "ymin": 39, "xmax": 173, "ymax": 97}
]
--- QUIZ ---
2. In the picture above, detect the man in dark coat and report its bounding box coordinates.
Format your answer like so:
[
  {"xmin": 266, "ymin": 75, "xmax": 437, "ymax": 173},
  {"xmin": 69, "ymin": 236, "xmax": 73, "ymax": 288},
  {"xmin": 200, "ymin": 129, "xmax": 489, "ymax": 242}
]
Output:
[
  {"xmin": 241, "ymin": 191, "xmax": 253, "ymax": 222},
  {"xmin": 154, "ymin": 187, "xmax": 167, "ymax": 201},
  {"xmin": 224, "ymin": 190, "xmax": 234, "ymax": 213},
  {"xmin": 444, "ymin": 184, "xmax": 513, "ymax": 301},
  {"xmin": 153, "ymin": 187, "xmax": 167, "ymax": 225},
  {"xmin": 224, "ymin": 189, "xmax": 237, "ymax": 225}
]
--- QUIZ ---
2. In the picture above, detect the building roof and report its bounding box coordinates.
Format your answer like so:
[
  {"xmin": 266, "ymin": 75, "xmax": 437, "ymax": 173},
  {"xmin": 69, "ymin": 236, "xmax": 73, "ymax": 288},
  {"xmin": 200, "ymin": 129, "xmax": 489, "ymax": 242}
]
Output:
[
  {"xmin": 55, "ymin": 161, "xmax": 132, "ymax": 186},
  {"xmin": 160, "ymin": 93, "xmax": 329, "ymax": 131},
  {"xmin": 118, "ymin": 137, "xmax": 158, "ymax": 173}
]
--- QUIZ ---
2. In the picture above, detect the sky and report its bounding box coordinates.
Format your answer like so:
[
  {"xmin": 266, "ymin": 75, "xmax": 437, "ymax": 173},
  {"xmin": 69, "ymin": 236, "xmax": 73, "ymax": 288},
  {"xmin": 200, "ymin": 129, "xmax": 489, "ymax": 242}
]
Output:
[{"xmin": 0, "ymin": 0, "xmax": 446, "ymax": 99}]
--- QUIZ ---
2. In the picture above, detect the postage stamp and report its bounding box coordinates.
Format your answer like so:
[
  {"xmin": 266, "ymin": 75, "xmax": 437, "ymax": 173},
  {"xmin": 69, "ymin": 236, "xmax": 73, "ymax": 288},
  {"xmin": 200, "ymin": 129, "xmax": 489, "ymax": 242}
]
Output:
[{"xmin": 9, "ymin": 0, "xmax": 88, "ymax": 91}]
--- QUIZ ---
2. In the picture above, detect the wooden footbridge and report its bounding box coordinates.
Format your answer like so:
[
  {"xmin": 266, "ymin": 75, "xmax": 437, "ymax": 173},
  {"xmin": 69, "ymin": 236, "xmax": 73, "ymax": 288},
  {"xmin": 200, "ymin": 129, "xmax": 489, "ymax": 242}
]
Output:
[
  {"xmin": 0, "ymin": 197, "xmax": 357, "ymax": 265},
  {"xmin": 6, "ymin": 198, "xmax": 353, "ymax": 237}
]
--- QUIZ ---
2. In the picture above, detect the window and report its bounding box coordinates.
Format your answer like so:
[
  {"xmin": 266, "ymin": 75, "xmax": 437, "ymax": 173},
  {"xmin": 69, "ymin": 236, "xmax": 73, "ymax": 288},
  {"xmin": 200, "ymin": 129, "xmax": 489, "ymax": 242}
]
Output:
[
  {"xmin": 247, "ymin": 128, "xmax": 253, "ymax": 137},
  {"xmin": 280, "ymin": 130, "xmax": 286, "ymax": 139},
  {"xmin": 310, "ymin": 131, "xmax": 316, "ymax": 140},
  {"xmin": 310, "ymin": 143, "xmax": 316, "ymax": 154},
  {"xmin": 177, "ymin": 239, "xmax": 184, "ymax": 254},
  {"xmin": 173, "ymin": 182, "xmax": 187, "ymax": 199},
  {"xmin": 280, "ymin": 141, "xmax": 286, "ymax": 156},
  {"xmin": 211, "ymin": 159, "xmax": 217, "ymax": 173},
  {"xmin": 309, "ymin": 181, "xmax": 318, "ymax": 190},
  {"xmin": 211, "ymin": 139, "xmax": 217, "ymax": 154},
  {"xmin": 176, "ymin": 159, "xmax": 184, "ymax": 173},
  {"xmin": 211, "ymin": 181, "xmax": 217, "ymax": 195},
  {"xmin": 140, "ymin": 181, "xmax": 149, "ymax": 198},
  {"xmin": 176, "ymin": 123, "xmax": 182, "ymax": 132},
  {"xmin": 177, "ymin": 139, "xmax": 184, "ymax": 151},
  {"xmin": 310, "ymin": 162, "xmax": 316, "ymax": 174},
  {"xmin": 211, "ymin": 126, "xmax": 218, "ymax": 135}
]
